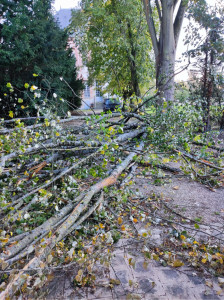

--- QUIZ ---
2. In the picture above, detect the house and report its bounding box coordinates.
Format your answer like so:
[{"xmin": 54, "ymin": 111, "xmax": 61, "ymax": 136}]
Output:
[{"xmin": 55, "ymin": 9, "xmax": 104, "ymax": 109}]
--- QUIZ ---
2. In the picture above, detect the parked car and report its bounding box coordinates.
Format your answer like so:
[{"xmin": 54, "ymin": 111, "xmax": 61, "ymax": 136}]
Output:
[{"xmin": 103, "ymin": 98, "xmax": 122, "ymax": 113}]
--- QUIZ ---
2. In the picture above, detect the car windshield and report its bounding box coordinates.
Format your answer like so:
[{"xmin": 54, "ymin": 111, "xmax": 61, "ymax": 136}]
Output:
[{"xmin": 105, "ymin": 99, "xmax": 120, "ymax": 105}]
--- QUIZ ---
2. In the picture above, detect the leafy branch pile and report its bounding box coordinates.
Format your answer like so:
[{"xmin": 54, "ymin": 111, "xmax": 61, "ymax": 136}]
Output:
[{"xmin": 0, "ymin": 93, "xmax": 224, "ymax": 298}]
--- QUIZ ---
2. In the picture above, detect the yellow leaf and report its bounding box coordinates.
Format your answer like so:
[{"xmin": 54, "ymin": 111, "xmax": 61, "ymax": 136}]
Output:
[
  {"xmin": 30, "ymin": 85, "xmax": 37, "ymax": 91},
  {"xmin": 153, "ymin": 254, "xmax": 159, "ymax": 261},
  {"xmin": 9, "ymin": 111, "xmax": 13, "ymax": 118},
  {"xmin": 162, "ymin": 158, "xmax": 170, "ymax": 163},
  {"xmin": 215, "ymin": 253, "xmax": 222, "ymax": 257},
  {"xmin": 121, "ymin": 225, "xmax": 126, "ymax": 231},
  {"xmin": 0, "ymin": 237, "xmax": 9, "ymax": 243},
  {"xmin": 173, "ymin": 260, "xmax": 184, "ymax": 267},
  {"xmin": 109, "ymin": 279, "xmax": 120, "ymax": 285},
  {"xmin": 55, "ymin": 132, "xmax": 60, "ymax": 136},
  {"xmin": 180, "ymin": 235, "xmax": 186, "ymax": 240},
  {"xmin": 118, "ymin": 217, "xmax": 123, "ymax": 225},
  {"xmin": 133, "ymin": 218, "xmax": 138, "ymax": 223},
  {"xmin": 201, "ymin": 258, "xmax": 207, "ymax": 264},
  {"xmin": 99, "ymin": 223, "xmax": 104, "ymax": 229}
]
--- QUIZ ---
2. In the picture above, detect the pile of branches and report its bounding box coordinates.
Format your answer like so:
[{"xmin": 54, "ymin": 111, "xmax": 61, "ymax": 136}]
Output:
[{"xmin": 0, "ymin": 104, "xmax": 223, "ymax": 298}]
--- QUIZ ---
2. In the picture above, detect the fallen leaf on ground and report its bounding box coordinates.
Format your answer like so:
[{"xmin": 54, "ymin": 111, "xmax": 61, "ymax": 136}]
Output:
[
  {"xmin": 173, "ymin": 186, "xmax": 179, "ymax": 190},
  {"xmin": 172, "ymin": 260, "xmax": 184, "ymax": 267}
]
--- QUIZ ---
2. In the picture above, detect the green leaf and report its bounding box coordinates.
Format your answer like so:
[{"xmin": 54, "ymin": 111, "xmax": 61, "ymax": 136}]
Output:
[
  {"xmin": 194, "ymin": 135, "xmax": 201, "ymax": 142},
  {"xmin": 194, "ymin": 223, "xmax": 200, "ymax": 229}
]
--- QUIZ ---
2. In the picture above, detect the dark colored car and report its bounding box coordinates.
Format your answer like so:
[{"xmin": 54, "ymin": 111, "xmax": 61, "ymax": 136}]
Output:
[{"xmin": 103, "ymin": 98, "xmax": 122, "ymax": 113}]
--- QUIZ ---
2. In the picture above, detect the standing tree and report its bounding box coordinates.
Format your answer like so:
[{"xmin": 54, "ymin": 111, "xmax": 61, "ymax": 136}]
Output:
[
  {"xmin": 142, "ymin": 0, "xmax": 189, "ymax": 102},
  {"xmin": 70, "ymin": 0, "xmax": 154, "ymax": 101},
  {"xmin": 0, "ymin": 0, "xmax": 84, "ymax": 118},
  {"xmin": 186, "ymin": 0, "xmax": 224, "ymax": 130}
]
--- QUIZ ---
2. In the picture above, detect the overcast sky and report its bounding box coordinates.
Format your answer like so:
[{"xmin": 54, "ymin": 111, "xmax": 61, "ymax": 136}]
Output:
[
  {"xmin": 53, "ymin": 0, "xmax": 79, "ymax": 11},
  {"xmin": 53, "ymin": 0, "xmax": 217, "ymax": 11}
]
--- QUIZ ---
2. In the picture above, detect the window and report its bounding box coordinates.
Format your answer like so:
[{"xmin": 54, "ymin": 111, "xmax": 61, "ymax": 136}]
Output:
[
  {"xmin": 95, "ymin": 81, "xmax": 101, "ymax": 97},
  {"xmin": 96, "ymin": 89, "xmax": 101, "ymax": 97},
  {"xmin": 84, "ymin": 82, "xmax": 90, "ymax": 98}
]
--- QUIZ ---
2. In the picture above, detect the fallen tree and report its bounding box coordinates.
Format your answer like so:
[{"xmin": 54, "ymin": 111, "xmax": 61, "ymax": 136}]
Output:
[{"xmin": 0, "ymin": 101, "xmax": 224, "ymax": 298}]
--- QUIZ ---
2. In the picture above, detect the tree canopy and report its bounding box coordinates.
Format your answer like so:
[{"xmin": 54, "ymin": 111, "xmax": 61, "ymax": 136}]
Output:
[
  {"xmin": 0, "ymin": 0, "xmax": 84, "ymax": 118},
  {"xmin": 70, "ymin": 0, "xmax": 154, "ymax": 100}
]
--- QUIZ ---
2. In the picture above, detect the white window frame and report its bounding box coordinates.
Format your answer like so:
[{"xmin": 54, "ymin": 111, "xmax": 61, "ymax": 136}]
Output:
[{"xmin": 84, "ymin": 82, "xmax": 90, "ymax": 98}]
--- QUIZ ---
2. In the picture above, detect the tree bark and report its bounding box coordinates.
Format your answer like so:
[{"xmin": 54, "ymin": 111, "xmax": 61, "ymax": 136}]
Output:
[
  {"xmin": 143, "ymin": 0, "xmax": 188, "ymax": 102},
  {"xmin": 127, "ymin": 23, "xmax": 141, "ymax": 98},
  {"xmin": 220, "ymin": 111, "xmax": 224, "ymax": 130},
  {"xmin": 157, "ymin": 0, "xmax": 176, "ymax": 102}
]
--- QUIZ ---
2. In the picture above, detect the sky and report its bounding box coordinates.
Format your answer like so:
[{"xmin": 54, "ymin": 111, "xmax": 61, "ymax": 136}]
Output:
[
  {"xmin": 53, "ymin": 0, "xmax": 80, "ymax": 11},
  {"xmin": 53, "ymin": 0, "xmax": 217, "ymax": 11}
]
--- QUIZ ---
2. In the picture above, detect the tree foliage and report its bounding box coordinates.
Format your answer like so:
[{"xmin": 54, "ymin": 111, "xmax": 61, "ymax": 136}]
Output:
[
  {"xmin": 0, "ymin": 0, "xmax": 84, "ymax": 118},
  {"xmin": 186, "ymin": 0, "xmax": 224, "ymax": 130},
  {"xmin": 70, "ymin": 0, "xmax": 154, "ymax": 100}
]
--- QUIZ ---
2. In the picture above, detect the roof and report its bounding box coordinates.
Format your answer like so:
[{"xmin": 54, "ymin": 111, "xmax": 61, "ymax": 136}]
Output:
[{"xmin": 55, "ymin": 9, "xmax": 76, "ymax": 29}]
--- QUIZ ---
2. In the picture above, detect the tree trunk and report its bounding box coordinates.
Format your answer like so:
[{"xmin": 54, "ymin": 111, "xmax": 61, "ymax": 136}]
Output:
[
  {"xmin": 220, "ymin": 111, "xmax": 224, "ymax": 130},
  {"xmin": 142, "ymin": 0, "xmax": 188, "ymax": 103},
  {"xmin": 127, "ymin": 23, "xmax": 141, "ymax": 98},
  {"xmin": 156, "ymin": 0, "xmax": 176, "ymax": 102}
]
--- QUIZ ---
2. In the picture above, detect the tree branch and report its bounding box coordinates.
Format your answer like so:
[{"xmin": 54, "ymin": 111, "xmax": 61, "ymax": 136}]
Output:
[
  {"xmin": 174, "ymin": 0, "xmax": 189, "ymax": 47},
  {"xmin": 155, "ymin": 0, "xmax": 162, "ymax": 22},
  {"xmin": 174, "ymin": 0, "xmax": 179, "ymax": 11},
  {"xmin": 142, "ymin": 0, "xmax": 159, "ymax": 58}
]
